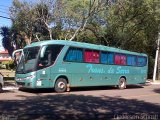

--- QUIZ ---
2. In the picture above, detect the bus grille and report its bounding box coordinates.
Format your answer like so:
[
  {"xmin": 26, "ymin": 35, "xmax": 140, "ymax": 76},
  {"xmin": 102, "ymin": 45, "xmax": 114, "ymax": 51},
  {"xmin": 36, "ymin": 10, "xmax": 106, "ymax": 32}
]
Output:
[{"xmin": 16, "ymin": 82, "xmax": 25, "ymax": 86}]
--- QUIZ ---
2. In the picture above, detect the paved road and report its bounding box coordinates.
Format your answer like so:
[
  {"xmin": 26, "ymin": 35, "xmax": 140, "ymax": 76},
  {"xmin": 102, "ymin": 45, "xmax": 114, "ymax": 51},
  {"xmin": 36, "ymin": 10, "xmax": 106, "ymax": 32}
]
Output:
[{"xmin": 0, "ymin": 84, "xmax": 160, "ymax": 120}]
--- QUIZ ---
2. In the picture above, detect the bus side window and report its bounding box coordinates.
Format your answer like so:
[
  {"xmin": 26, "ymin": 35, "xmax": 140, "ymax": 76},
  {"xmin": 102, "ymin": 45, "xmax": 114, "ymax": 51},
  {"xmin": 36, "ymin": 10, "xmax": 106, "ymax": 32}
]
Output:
[
  {"xmin": 137, "ymin": 56, "xmax": 147, "ymax": 67},
  {"xmin": 127, "ymin": 55, "xmax": 136, "ymax": 66},
  {"xmin": 101, "ymin": 52, "xmax": 108, "ymax": 64},
  {"xmin": 108, "ymin": 52, "xmax": 114, "ymax": 64},
  {"xmin": 38, "ymin": 47, "xmax": 52, "ymax": 67},
  {"xmin": 84, "ymin": 50, "xmax": 93, "ymax": 63},
  {"xmin": 38, "ymin": 45, "xmax": 63, "ymax": 69},
  {"xmin": 92, "ymin": 51, "xmax": 99, "ymax": 63},
  {"xmin": 115, "ymin": 54, "xmax": 126, "ymax": 65},
  {"xmin": 115, "ymin": 54, "xmax": 121, "ymax": 65},
  {"xmin": 120, "ymin": 54, "xmax": 126, "ymax": 65},
  {"xmin": 84, "ymin": 50, "xmax": 100, "ymax": 63},
  {"xmin": 65, "ymin": 48, "xmax": 83, "ymax": 62}
]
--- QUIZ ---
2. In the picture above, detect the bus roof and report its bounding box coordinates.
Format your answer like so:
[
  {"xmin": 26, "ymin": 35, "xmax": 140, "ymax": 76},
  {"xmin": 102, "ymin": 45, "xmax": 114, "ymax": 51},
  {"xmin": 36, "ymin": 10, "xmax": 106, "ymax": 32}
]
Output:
[{"xmin": 25, "ymin": 40, "xmax": 147, "ymax": 57}]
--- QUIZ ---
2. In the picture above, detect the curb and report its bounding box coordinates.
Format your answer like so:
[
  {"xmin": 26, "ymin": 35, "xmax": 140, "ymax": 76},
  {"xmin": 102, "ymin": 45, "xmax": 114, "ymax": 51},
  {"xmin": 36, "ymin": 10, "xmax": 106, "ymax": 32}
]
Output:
[
  {"xmin": 150, "ymin": 82, "xmax": 160, "ymax": 85},
  {"xmin": 145, "ymin": 80, "xmax": 160, "ymax": 85},
  {"xmin": 2, "ymin": 86, "xmax": 18, "ymax": 90}
]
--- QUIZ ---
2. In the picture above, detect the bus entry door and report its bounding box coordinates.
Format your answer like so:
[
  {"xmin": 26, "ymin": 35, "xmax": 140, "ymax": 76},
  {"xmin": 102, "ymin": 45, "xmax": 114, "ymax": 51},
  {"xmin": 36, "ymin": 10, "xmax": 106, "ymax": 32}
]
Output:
[{"xmin": 36, "ymin": 68, "xmax": 51, "ymax": 88}]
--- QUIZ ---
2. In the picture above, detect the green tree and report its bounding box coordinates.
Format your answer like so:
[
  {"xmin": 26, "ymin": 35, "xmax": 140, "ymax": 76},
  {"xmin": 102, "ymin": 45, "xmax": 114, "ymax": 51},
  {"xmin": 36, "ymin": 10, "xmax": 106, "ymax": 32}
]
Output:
[
  {"xmin": 10, "ymin": 0, "xmax": 38, "ymax": 44},
  {"xmin": 58, "ymin": 0, "xmax": 108, "ymax": 41},
  {"xmin": 0, "ymin": 26, "xmax": 14, "ymax": 56},
  {"xmin": 105, "ymin": 0, "xmax": 160, "ymax": 78},
  {"xmin": 106, "ymin": 0, "xmax": 159, "ymax": 53}
]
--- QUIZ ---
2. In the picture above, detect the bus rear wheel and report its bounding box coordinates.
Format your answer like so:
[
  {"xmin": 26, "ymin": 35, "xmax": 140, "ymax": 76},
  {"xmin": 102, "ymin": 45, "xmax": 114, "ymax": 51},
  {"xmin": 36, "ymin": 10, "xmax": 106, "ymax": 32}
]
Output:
[
  {"xmin": 118, "ymin": 77, "xmax": 126, "ymax": 90},
  {"xmin": 54, "ymin": 78, "xmax": 67, "ymax": 93}
]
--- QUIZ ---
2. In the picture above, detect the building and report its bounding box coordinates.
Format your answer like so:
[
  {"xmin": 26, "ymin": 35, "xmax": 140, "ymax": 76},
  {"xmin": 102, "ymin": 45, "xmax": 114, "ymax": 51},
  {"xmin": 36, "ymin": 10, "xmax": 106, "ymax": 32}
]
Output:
[{"xmin": 0, "ymin": 50, "xmax": 12, "ymax": 62}]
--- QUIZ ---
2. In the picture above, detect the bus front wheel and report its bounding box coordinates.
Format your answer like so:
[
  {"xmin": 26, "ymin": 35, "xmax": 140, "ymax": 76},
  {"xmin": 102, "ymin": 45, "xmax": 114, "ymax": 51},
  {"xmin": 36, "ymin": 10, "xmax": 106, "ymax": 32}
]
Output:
[
  {"xmin": 118, "ymin": 78, "xmax": 126, "ymax": 90},
  {"xmin": 54, "ymin": 78, "xmax": 67, "ymax": 93}
]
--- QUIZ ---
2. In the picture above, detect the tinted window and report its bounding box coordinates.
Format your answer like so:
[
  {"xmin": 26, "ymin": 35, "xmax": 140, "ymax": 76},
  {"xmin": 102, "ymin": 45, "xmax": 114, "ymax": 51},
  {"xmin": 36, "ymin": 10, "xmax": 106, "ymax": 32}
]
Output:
[
  {"xmin": 137, "ymin": 56, "xmax": 147, "ymax": 67},
  {"xmin": 92, "ymin": 51, "xmax": 99, "ymax": 63},
  {"xmin": 17, "ymin": 47, "xmax": 40, "ymax": 73},
  {"xmin": 84, "ymin": 50, "xmax": 100, "ymax": 63},
  {"xmin": 108, "ymin": 52, "xmax": 114, "ymax": 64},
  {"xmin": 115, "ymin": 54, "xmax": 126, "ymax": 65},
  {"xmin": 38, "ymin": 45, "xmax": 63, "ymax": 69},
  {"xmin": 100, "ymin": 52, "xmax": 114, "ymax": 64},
  {"xmin": 65, "ymin": 47, "xmax": 83, "ymax": 62},
  {"xmin": 101, "ymin": 52, "xmax": 108, "ymax": 64},
  {"xmin": 127, "ymin": 55, "xmax": 136, "ymax": 66},
  {"xmin": 115, "ymin": 54, "xmax": 121, "ymax": 65},
  {"xmin": 84, "ymin": 50, "xmax": 93, "ymax": 63}
]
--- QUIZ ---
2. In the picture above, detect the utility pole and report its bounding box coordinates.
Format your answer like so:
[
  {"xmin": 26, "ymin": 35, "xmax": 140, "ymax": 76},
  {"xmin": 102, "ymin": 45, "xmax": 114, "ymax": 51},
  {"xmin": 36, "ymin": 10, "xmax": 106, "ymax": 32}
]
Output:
[{"xmin": 153, "ymin": 33, "xmax": 160, "ymax": 82}]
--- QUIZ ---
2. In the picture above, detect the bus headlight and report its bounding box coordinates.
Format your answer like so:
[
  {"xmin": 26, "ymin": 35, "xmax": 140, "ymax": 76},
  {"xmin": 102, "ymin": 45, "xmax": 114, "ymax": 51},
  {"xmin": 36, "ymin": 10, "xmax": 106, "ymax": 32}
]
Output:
[{"xmin": 16, "ymin": 74, "xmax": 35, "ymax": 81}]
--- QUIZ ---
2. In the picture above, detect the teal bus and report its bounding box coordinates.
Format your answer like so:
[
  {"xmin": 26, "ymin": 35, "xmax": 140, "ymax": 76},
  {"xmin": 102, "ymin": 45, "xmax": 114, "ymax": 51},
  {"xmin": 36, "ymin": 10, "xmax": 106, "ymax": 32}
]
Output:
[{"xmin": 13, "ymin": 40, "xmax": 148, "ymax": 92}]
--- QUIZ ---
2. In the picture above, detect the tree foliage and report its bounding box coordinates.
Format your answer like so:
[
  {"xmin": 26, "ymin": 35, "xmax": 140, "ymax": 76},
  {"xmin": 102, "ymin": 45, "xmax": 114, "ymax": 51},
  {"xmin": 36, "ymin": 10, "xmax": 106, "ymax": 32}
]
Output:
[
  {"xmin": 105, "ymin": 0, "xmax": 158, "ymax": 50},
  {"xmin": 0, "ymin": 26, "xmax": 14, "ymax": 56}
]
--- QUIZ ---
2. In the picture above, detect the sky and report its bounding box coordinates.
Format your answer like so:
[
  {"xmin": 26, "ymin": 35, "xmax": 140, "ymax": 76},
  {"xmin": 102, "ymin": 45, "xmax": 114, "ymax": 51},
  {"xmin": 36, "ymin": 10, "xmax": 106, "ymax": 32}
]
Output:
[{"xmin": 0, "ymin": 0, "xmax": 12, "ymax": 51}]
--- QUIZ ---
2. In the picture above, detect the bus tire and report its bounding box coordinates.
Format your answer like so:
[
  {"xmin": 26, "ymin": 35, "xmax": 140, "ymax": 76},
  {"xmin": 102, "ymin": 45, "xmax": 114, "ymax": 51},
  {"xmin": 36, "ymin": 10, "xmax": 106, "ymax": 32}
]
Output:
[
  {"xmin": 54, "ymin": 78, "xmax": 67, "ymax": 93},
  {"xmin": 0, "ymin": 84, "xmax": 2, "ymax": 93},
  {"xmin": 118, "ymin": 77, "xmax": 126, "ymax": 90}
]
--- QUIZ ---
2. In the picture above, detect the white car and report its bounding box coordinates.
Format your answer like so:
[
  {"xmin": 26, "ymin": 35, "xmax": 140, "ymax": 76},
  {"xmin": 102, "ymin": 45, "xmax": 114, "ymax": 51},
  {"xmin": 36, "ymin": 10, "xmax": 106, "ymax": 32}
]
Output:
[{"xmin": 0, "ymin": 73, "xmax": 3, "ymax": 92}]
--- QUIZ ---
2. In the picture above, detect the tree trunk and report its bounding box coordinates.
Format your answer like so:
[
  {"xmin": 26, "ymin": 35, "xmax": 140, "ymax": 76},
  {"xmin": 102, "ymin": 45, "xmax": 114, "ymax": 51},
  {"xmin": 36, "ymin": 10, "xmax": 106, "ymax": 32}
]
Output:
[
  {"xmin": 70, "ymin": 19, "xmax": 88, "ymax": 41},
  {"xmin": 24, "ymin": 35, "xmax": 31, "ymax": 45},
  {"xmin": 48, "ymin": 29, "xmax": 53, "ymax": 40}
]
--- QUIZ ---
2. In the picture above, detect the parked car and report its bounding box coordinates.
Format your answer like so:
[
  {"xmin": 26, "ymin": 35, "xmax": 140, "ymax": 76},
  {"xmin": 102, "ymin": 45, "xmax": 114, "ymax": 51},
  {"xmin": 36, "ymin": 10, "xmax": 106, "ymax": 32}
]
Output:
[{"xmin": 0, "ymin": 72, "xmax": 3, "ymax": 92}]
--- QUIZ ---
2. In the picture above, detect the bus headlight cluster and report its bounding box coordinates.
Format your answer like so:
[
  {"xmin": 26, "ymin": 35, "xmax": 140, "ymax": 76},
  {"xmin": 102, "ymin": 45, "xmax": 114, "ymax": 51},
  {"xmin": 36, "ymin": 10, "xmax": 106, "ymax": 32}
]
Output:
[{"xmin": 16, "ymin": 74, "xmax": 35, "ymax": 81}]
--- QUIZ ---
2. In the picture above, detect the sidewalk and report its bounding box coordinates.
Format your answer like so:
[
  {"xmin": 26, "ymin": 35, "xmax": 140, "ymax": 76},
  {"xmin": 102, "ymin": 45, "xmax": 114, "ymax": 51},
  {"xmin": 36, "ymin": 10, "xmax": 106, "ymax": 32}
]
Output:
[
  {"xmin": 151, "ymin": 81, "xmax": 160, "ymax": 85},
  {"xmin": 146, "ymin": 80, "xmax": 160, "ymax": 85},
  {"xmin": 3, "ymin": 80, "xmax": 18, "ymax": 90},
  {"xmin": 0, "ymin": 69, "xmax": 15, "ymax": 77}
]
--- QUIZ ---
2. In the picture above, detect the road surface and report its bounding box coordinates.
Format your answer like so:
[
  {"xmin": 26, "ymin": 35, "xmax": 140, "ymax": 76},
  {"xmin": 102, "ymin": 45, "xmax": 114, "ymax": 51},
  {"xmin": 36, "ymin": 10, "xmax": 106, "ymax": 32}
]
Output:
[{"xmin": 0, "ymin": 84, "xmax": 160, "ymax": 120}]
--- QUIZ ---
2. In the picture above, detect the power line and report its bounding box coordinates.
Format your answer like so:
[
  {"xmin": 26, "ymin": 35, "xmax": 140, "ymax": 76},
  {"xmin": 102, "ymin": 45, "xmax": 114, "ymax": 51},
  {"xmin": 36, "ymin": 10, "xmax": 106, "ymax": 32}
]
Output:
[{"xmin": 0, "ymin": 15, "xmax": 11, "ymax": 19}]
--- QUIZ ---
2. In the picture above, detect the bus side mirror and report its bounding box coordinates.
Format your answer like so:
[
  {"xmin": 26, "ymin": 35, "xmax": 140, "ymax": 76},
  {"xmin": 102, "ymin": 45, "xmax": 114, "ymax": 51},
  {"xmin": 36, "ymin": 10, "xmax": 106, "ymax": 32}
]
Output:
[
  {"xmin": 40, "ymin": 46, "xmax": 47, "ymax": 58},
  {"xmin": 12, "ymin": 49, "xmax": 23, "ymax": 64}
]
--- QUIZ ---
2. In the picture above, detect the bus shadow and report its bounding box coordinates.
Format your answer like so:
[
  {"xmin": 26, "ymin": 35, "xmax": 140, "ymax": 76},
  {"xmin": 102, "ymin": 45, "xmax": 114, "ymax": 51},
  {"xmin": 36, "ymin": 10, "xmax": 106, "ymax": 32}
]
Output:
[
  {"xmin": 71, "ymin": 86, "xmax": 116, "ymax": 92},
  {"xmin": 18, "ymin": 85, "xmax": 144, "ymax": 93},
  {"xmin": 19, "ymin": 87, "xmax": 55, "ymax": 93},
  {"xmin": 153, "ymin": 88, "xmax": 160, "ymax": 94},
  {"xmin": 0, "ymin": 94, "xmax": 159, "ymax": 120},
  {"xmin": 71, "ymin": 85, "xmax": 143, "ymax": 92},
  {"xmin": 126, "ymin": 85, "xmax": 144, "ymax": 89}
]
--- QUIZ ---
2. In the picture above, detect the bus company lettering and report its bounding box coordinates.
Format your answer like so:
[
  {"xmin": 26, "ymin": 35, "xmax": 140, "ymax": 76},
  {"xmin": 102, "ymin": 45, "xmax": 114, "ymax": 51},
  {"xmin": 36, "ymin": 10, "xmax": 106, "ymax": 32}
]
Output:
[
  {"xmin": 116, "ymin": 67, "xmax": 130, "ymax": 74},
  {"xmin": 108, "ymin": 67, "xmax": 114, "ymax": 74},
  {"xmin": 108, "ymin": 67, "xmax": 129, "ymax": 74},
  {"xmin": 86, "ymin": 64, "xmax": 105, "ymax": 74},
  {"xmin": 86, "ymin": 65, "xmax": 129, "ymax": 74}
]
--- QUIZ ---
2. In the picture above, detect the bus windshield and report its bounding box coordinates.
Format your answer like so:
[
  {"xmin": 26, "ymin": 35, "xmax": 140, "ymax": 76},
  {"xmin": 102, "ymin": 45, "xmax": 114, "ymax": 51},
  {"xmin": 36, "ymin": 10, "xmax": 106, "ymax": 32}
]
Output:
[{"xmin": 16, "ymin": 47, "xmax": 40, "ymax": 73}]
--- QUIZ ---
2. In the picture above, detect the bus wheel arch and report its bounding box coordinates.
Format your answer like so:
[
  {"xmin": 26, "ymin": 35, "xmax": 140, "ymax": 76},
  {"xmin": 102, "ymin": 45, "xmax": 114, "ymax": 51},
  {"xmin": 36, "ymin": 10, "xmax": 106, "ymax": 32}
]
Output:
[
  {"xmin": 118, "ymin": 76, "xmax": 127, "ymax": 90},
  {"xmin": 54, "ymin": 76, "xmax": 69, "ymax": 93}
]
